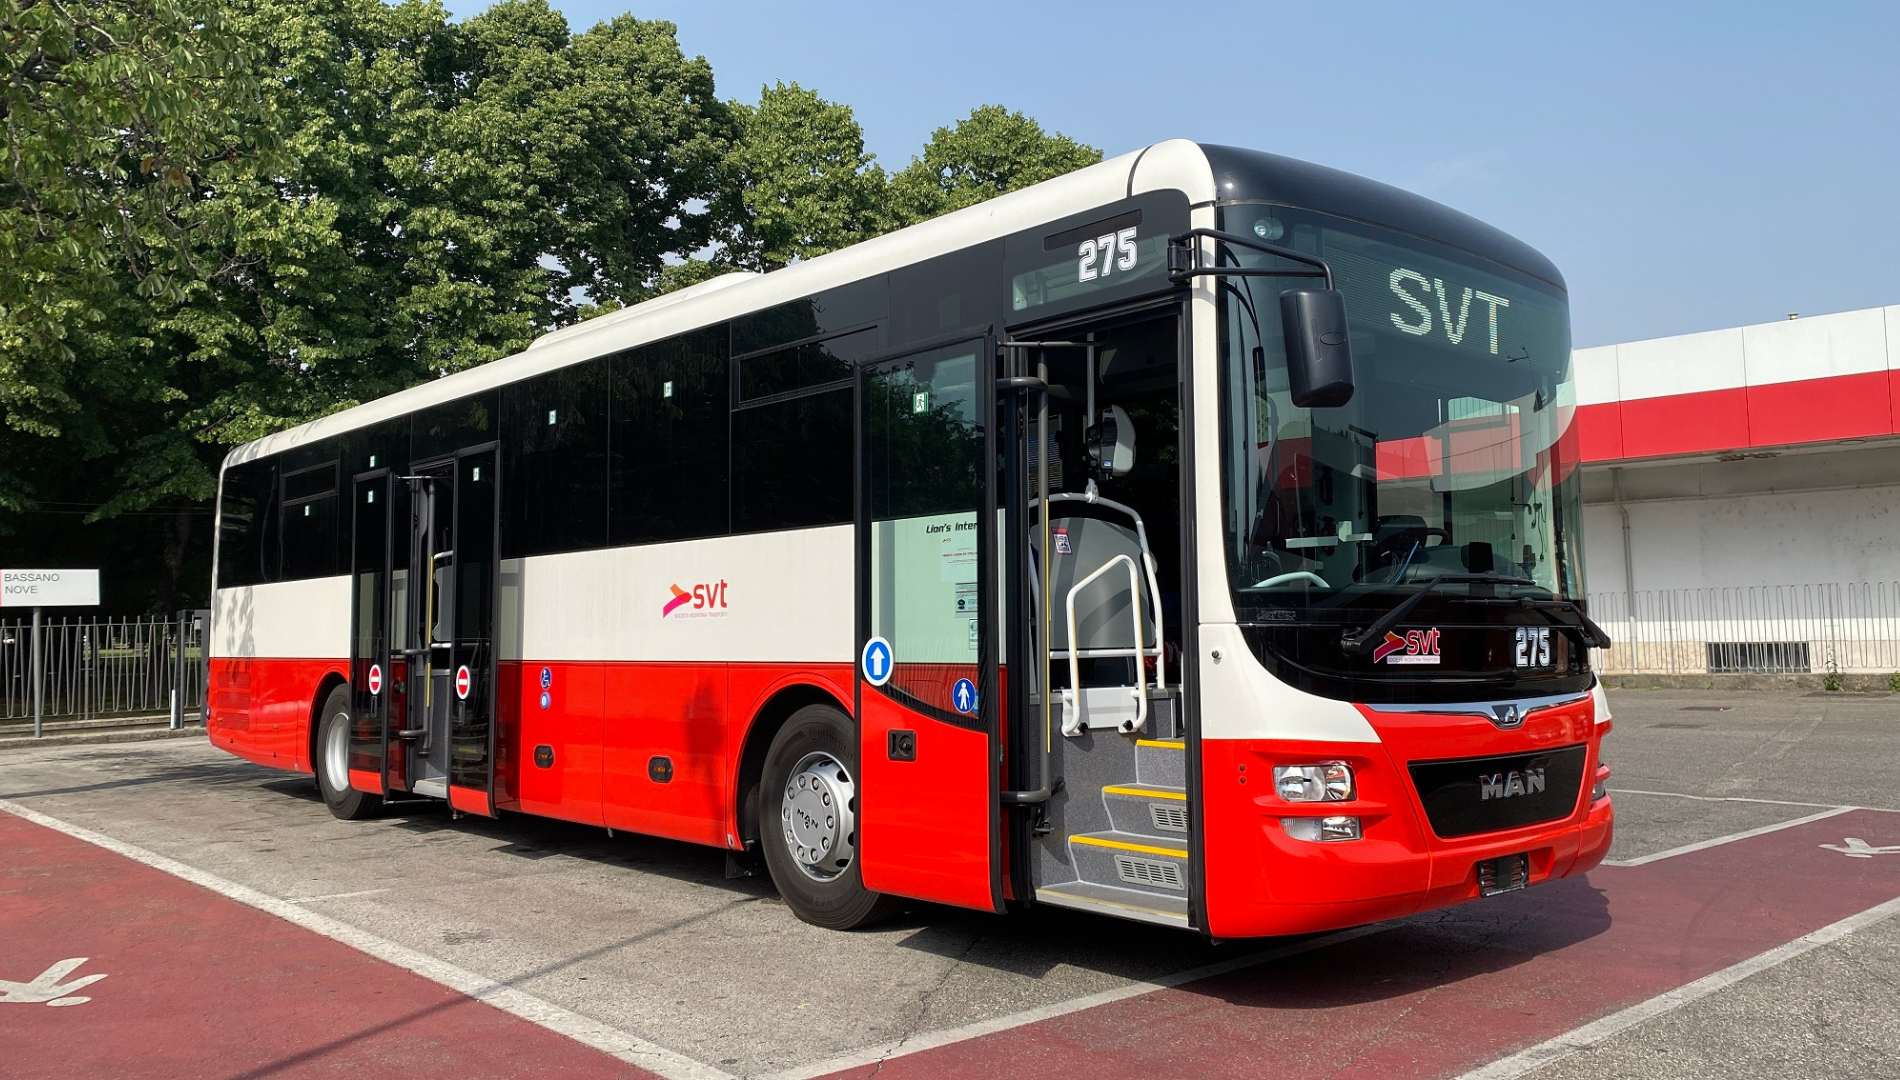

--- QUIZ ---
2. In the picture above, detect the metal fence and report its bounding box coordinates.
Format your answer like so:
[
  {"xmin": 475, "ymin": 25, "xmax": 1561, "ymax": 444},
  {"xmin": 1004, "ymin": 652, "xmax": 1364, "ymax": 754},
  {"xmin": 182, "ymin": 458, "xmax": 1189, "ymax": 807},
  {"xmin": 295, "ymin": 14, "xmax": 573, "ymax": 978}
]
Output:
[
  {"xmin": 0, "ymin": 612, "xmax": 208, "ymax": 725},
  {"xmin": 1589, "ymin": 581, "xmax": 1900, "ymax": 676}
]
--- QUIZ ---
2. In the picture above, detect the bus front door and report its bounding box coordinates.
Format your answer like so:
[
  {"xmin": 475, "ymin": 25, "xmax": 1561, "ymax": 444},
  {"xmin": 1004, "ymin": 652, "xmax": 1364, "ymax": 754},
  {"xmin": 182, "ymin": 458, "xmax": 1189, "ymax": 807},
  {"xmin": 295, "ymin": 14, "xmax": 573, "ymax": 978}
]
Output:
[
  {"xmin": 856, "ymin": 339, "xmax": 1004, "ymax": 912},
  {"xmin": 401, "ymin": 447, "xmax": 501, "ymax": 815}
]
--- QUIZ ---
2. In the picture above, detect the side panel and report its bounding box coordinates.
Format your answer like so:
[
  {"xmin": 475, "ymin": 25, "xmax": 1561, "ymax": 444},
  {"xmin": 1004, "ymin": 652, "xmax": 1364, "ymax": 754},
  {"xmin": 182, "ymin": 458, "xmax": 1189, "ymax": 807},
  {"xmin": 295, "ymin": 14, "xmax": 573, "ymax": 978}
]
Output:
[
  {"xmin": 600, "ymin": 661, "xmax": 726, "ymax": 844},
  {"xmin": 504, "ymin": 659, "xmax": 606, "ymax": 826},
  {"xmin": 858, "ymin": 687, "xmax": 997, "ymax": 910},
  {"xmin": 208, "ymin": 576, "xmax": 351, "ymax": 773}
]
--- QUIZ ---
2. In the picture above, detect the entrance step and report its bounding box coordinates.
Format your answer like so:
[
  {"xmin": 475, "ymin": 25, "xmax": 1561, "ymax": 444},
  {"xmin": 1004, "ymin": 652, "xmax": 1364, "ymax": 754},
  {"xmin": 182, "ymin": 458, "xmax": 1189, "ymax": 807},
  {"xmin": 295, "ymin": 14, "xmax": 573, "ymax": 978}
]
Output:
[
  {"xmin": 1069, "ymin": 830, "xmax": 1190, "ymax": 899},
  {"xmin": 1102, "ymin": 783, "xmax": 1189, "ymax": 836},
  {"xmin": 1035, "ymin": 880, "xmax": 1190, "ymax": 928},
  {"xmin": 1134, "ymin": 737, "xmax": 1186, "ymax": 788}
]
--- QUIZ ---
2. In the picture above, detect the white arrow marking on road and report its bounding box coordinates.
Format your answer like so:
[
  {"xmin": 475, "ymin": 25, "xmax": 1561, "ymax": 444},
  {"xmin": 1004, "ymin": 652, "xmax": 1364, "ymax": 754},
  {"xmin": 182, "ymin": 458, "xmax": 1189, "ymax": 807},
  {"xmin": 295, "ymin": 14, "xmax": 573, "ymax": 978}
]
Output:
[
  {"xmin": 1820, "ymin": 837, "xmax": 1900, "ymax": 858},
  {"xmin": 0, "ymin": 957, "xmax": 108, "ymax": 1007}
]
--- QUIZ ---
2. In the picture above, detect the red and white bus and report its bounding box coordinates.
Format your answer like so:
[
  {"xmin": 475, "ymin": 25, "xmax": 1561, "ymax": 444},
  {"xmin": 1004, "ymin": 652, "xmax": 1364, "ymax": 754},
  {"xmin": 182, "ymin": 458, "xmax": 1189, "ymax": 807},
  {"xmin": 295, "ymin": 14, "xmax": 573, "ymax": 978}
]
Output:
[{"xmin": 208, "ymin": 140, "xmax": 1615, "ymax": 936}]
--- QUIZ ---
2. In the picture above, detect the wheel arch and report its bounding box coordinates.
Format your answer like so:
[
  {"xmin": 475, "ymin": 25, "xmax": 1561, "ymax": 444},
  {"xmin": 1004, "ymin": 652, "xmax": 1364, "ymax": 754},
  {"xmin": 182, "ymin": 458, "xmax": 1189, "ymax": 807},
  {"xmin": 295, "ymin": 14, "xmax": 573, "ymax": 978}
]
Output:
[
  {"xmin": 305, "ymin": 669, "xmax": 348, "ymax": 776},
  {"xmin": 733, "ymin": 680, "xmax": 851, "ymax": 851}
]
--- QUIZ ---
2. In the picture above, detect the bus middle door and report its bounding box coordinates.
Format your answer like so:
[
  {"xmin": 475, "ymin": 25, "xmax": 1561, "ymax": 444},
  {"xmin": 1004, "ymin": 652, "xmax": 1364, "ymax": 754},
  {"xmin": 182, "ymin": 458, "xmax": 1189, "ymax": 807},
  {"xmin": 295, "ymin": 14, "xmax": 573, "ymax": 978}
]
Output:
[{"xmin": 856, "ymin": 339, "xmax": 1004, "ymax": 913}]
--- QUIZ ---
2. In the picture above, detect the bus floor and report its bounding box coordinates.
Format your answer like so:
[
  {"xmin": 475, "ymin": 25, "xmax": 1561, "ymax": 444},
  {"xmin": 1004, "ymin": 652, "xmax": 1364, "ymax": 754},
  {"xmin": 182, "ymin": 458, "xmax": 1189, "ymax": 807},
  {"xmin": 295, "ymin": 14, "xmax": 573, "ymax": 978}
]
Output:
[{"xmin": 1, "ymin": 688, "xmax": 1897, "ymax": 1080}]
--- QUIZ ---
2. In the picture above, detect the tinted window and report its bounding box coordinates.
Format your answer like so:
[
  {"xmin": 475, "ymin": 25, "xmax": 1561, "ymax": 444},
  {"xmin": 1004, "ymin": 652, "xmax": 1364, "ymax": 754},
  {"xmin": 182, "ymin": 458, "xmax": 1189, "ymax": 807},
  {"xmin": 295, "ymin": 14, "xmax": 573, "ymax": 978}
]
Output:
[
  {"xmin": 502, "ymin": 360, "xmax": 610, "ymax": 557},
  {"xmin": 413, "ymin": 392, "xmax": 497, "ymax": 461},
  {"xmin": 732, "ymin": 279, "xmax": 887, "ymax": 356},
  {"xmin": 731, "ymin": 385, "xmax": 853, "ymax": 533},
  {"xmin": 611, "ymin": 327, "xmax": 731, "ymax": 544},
  {"xmin": 737, "ymin": 327, "xmax": 878, "ymax": 402},
  {"xmin": 282, "ymin": 491, "xmax": 339, "ymax": 579},
  {"xmin": 217, "ymin": 459, "xmax": 276, "ymax": 589}
]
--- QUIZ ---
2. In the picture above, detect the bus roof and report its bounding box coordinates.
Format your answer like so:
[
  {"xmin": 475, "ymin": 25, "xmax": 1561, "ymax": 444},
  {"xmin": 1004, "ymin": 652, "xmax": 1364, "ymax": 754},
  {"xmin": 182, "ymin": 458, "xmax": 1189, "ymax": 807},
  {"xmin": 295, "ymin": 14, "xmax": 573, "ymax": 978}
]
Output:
[{"xmin": 224, "ymin": 139, "xmax": 1218, "ymax": 468}]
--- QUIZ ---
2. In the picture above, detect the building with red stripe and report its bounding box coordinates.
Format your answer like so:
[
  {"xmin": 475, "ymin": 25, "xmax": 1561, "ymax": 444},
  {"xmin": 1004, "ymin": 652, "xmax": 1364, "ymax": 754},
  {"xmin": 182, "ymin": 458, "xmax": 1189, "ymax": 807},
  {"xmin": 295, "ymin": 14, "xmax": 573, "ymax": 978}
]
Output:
[{"xmin": 1574, "ymin": 304, "xmax": 1900, "ymax": 674}]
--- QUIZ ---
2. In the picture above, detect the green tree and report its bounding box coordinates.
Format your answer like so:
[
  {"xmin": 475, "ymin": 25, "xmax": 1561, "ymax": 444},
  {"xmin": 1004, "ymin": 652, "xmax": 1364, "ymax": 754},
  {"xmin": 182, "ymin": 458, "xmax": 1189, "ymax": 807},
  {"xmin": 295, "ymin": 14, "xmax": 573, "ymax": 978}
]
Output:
[
  {"xmin": 0, "ymin": 0, "xmax": 280, "ymax": 510},
  {"xmin": 722, "ymin": 81, "xmax": 885, "ymax": 271},
  {"xmin": 885, "ymin": 105, "xmax": 1101, "ymax": 228}
]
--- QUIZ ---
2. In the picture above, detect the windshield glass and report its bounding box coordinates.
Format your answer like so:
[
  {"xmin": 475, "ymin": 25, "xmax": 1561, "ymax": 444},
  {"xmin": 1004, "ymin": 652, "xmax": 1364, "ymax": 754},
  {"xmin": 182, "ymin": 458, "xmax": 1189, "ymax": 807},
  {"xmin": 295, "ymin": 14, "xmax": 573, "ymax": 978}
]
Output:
[{"xmin": 1218, "ymin": 206, "xmax": 1583, "ymax": 625}]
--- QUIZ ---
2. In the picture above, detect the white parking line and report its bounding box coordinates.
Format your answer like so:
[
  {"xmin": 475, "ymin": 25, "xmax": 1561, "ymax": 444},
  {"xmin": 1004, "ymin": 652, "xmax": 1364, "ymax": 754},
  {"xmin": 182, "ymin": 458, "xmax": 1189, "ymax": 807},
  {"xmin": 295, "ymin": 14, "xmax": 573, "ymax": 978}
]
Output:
[
  {"xmin": 1602, "ymin": 805, "xmax": 1856, "ymax": 868},
  {"xmin": 1457, "ymin": 893, "xmax": 1900, "ymax": 1080},
  {"xmin": 0, "ymin": 798, "xmax": 735, "ymax": 1080},
  {"xmin": 757, "ymin": 922, "xmax": 1391, "ymax": 1080},
  {"xmin": 1609, "ymin": 787, "xmax": 1900, "ymax": 814}
]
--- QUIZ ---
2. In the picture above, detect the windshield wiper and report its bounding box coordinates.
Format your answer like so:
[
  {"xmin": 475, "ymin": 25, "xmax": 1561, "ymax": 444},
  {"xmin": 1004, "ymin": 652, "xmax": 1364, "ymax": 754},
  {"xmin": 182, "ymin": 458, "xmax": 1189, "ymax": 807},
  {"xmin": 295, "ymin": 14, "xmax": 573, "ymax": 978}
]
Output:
[{"xmin": 1339, "ymin": 573, "xmax": 1538, "ymax": 656}]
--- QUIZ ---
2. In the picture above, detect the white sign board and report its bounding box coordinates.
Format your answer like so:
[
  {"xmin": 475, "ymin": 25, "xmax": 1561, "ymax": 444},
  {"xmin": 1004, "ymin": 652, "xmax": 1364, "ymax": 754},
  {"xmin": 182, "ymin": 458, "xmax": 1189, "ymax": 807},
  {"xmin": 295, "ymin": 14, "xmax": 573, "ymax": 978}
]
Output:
[{"xmin": 0, "ymin": 569, "xmax": 100, "ymax": 608}]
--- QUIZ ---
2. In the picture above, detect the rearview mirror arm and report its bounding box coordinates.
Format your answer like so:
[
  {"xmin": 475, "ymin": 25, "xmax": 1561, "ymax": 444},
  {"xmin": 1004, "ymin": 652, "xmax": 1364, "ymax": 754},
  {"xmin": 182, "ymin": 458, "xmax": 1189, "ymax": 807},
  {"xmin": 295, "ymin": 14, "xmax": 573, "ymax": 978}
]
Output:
[{"xmin": 1167, "ymin": 228, "xmax": 1335, "ymax": 289}]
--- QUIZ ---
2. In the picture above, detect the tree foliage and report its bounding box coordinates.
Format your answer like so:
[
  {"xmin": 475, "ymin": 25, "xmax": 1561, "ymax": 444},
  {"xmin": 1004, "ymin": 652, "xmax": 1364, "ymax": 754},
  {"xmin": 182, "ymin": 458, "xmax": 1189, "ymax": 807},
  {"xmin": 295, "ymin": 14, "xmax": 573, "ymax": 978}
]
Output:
[
  {"xmin": 0, "ymin": 1, "xmax": 1098, "ymax": 609},
  {"xmin": 885, "ymin": 105, "xmax": 1100, "ymax": 228}
]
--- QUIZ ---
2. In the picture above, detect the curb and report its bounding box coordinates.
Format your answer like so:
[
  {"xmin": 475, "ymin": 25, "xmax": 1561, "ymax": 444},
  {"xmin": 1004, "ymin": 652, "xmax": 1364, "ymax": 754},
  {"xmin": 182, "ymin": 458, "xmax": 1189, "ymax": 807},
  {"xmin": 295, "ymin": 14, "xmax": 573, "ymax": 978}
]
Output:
[{"xmin": 0, "ymin": 725, "xmax": 207, "ymax": 751}]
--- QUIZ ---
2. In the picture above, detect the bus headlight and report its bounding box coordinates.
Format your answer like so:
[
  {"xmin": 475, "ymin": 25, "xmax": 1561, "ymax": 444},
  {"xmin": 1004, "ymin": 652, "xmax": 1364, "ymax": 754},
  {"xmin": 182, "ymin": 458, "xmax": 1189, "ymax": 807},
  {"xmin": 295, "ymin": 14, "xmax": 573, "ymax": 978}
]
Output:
[
  {"xmin": 1284, "ymin": 815, "xmax": 1362, "ymax": 842},
  {"xmin": 1274, "ymin": 762, "xmax": 1354, "ymax": 802}
]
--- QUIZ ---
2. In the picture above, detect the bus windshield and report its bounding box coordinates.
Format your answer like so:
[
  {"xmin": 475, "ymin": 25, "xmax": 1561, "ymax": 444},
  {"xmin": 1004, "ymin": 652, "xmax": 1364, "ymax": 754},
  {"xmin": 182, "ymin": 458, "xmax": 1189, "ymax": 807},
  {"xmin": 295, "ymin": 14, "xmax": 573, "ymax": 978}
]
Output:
[{"xmin": 1218, "ymin": 206, "xmax": 1583, "ymax": 628}]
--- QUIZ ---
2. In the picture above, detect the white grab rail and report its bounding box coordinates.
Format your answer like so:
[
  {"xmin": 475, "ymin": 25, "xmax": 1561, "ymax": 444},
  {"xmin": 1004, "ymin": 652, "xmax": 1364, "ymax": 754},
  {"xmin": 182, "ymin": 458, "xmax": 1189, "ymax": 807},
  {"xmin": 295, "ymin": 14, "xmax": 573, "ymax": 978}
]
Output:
[{"xmin": 1062, "ymin": 553, "xmax": 1149, "ymax": 735}]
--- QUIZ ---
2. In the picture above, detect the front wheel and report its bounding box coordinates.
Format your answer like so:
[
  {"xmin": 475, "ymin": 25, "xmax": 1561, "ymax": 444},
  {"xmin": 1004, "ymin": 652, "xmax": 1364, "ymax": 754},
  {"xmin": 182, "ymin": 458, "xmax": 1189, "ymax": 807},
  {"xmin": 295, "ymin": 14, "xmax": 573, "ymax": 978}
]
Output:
[
  {"xmin": 316, "ymin": 684, "xmax": 381, "ymax": 821},
  {"xmin": 757, "ymin": 704, "xmax": 896, "ymax": 930}
]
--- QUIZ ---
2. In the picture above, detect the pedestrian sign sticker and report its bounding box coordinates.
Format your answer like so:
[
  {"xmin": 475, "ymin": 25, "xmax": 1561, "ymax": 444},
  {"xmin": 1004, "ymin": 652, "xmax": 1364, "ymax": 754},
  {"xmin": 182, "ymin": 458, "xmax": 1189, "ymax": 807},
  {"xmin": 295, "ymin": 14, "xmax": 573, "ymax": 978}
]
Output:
[
  {"xmin": 367, "ymin": 664, "xmax": 383, "ymax": 696},
  {"xmin": 454, "ymin": 665, "xmax": 472, "ymax": 700},
  {"xmin": 861, "ymin": 637, "xmax": 894, "ymax": 687},
  {"xmin": 952, "ymin": 678, "xmax": 978, "ymax": 715}
]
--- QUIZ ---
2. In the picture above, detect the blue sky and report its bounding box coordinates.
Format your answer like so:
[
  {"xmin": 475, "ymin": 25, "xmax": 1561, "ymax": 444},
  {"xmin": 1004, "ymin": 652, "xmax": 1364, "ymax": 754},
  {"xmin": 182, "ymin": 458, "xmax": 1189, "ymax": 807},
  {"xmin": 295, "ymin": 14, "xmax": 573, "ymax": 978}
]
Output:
[{"xmin": 447, "ymin": 1, "xmax": 1898, "ymax": 346}]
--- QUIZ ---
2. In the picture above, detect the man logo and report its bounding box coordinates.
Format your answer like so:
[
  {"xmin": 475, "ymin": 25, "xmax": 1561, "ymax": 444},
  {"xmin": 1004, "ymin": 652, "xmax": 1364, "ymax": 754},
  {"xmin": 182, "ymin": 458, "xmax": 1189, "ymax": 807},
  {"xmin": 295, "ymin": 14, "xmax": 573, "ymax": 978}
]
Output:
[
  {"xmin": 1480, "ymin": 767, "xmax": 1546, "ymax": 801},
  {"xmin": 1490, "ymin": 703, "xmax": 1524, "ymax": 729}
]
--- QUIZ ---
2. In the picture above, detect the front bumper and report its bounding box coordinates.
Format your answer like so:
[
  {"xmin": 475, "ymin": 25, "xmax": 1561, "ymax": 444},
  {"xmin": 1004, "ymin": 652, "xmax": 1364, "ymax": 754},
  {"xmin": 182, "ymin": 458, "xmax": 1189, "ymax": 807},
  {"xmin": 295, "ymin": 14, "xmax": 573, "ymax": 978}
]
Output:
[{"xmin": 1201, "ymin": 693, "xmax": 1613, "ymax": 938}]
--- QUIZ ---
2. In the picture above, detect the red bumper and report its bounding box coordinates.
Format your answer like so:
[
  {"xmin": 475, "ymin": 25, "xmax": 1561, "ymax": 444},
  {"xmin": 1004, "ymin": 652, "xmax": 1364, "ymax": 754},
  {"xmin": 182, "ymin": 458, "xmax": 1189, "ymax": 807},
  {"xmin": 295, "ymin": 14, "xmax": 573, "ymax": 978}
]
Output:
[{"xmin": 1203, "ymin": 694, "xmax": 1612, "ymax": 938}]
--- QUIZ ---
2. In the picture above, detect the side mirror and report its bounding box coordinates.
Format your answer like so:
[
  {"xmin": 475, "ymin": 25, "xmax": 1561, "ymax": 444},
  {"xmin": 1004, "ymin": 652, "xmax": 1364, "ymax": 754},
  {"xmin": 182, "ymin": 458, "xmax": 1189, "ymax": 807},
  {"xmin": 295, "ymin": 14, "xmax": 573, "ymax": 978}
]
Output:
[{"xmin": 1280, "ymin": 289, "xmax": 1355, "ymax": 409}]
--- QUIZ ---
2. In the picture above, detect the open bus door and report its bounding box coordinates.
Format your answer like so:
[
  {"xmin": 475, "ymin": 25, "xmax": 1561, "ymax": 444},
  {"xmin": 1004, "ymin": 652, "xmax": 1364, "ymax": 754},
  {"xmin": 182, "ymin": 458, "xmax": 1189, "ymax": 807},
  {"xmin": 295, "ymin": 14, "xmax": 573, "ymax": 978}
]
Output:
[
  {"xmin": 347, "ymin": 469, "xmax": 394, "ymax": 795},
  {"xmin": 398, "ymin": 446, "xmax": 501, "ymax": 815},
  {"xmin": 856, "ymin": 338, "xmax": 1005, "ymax": 912}
]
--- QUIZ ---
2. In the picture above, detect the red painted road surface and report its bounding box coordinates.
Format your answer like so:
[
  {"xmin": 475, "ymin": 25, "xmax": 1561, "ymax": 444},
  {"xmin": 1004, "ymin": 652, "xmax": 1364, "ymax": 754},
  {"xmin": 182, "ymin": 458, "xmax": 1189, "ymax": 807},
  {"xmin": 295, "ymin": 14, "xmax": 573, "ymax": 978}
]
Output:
[
  {"xmin": 0, "ymin": 813, "xmax": 649, "ymax": 1080},
  {"xmin": 824, "ymin": 811, "xmax": 1900, "ymax": 1079},
  {"xmin": 3, "ymin": 808, "xmax": 1897, "ymax": 1080}
]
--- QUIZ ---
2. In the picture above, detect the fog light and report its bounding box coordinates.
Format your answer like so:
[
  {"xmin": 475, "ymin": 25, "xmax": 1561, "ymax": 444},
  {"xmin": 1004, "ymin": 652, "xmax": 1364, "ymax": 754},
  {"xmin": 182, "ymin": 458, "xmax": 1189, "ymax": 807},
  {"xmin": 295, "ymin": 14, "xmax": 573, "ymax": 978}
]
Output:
[
  {"xmin": 1273, "ymin": 762, "xmax": 1354, "ymax": 802},
  {"xmin": 1283, "ymin": 815, "xmax": 1362, "ymax": 842}
]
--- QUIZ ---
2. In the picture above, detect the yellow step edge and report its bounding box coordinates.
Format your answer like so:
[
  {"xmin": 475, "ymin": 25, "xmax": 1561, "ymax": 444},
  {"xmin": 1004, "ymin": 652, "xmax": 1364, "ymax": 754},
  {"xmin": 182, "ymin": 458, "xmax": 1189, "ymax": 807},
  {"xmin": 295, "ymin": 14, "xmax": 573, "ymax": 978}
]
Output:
[
  {"xmin": 1102, "ymin": 784, "xmax": 1187, "ymax": 802},
  {"xmin": 1135, "ymin": 738, "xmax": 1184, "ymax": 750},
  {"xmin": 1071, "ymin": 834, "xmax": 1189, "ymax": 859}
]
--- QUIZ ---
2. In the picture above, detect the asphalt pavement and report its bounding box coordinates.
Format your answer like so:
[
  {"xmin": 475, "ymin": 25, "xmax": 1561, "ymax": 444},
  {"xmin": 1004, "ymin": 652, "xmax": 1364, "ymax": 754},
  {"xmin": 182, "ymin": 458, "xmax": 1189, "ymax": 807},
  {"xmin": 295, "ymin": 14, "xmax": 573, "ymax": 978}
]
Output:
[{"xmin": 1, "ymin": 687, "xmax": 1895, "ymax": 1079}]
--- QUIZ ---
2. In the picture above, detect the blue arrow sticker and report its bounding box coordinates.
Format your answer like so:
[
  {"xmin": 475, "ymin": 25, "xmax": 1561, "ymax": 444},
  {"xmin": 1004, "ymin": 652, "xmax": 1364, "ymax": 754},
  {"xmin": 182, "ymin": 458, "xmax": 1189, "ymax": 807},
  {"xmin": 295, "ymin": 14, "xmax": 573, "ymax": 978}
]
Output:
[
  {"xmin": 951, "ymin": 678, "xmax": 978, "ymax": 715},
  {"xmin": 860, "ymin": 637, "xmax": 894, "ymax": 687}
]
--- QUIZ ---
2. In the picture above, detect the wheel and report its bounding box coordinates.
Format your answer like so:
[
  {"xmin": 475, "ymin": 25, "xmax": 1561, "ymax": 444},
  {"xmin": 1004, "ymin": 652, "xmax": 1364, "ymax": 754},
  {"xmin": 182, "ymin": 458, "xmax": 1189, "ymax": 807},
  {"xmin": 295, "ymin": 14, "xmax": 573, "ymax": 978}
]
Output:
[
  {"xmin": 757, "ymin": 704, "xmax": 896, "ymax": 930},
  {"xmin": 316, "ymin": 683, "xmax": 381, "ymax": 821}
]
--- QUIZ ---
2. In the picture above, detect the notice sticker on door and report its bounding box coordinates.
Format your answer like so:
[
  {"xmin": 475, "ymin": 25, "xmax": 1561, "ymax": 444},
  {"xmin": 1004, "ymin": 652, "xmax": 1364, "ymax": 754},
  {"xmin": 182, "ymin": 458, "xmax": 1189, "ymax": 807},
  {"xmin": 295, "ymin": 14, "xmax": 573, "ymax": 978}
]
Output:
[{"xmin": 1053, "ymin": 526, "xmax": 1072, "ymax": 555}]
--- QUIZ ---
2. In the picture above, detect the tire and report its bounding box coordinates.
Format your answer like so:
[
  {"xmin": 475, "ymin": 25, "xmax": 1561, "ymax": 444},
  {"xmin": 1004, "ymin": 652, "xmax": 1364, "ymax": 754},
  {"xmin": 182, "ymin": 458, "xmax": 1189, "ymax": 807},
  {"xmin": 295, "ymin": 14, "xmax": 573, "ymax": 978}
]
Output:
[
  {"xmin": 316, "ymin": 683, "xmax": 382, "ymax": 821},
  {"xmin": 758, "ymin": 704, "xmax": 896, "ymax": 930}
]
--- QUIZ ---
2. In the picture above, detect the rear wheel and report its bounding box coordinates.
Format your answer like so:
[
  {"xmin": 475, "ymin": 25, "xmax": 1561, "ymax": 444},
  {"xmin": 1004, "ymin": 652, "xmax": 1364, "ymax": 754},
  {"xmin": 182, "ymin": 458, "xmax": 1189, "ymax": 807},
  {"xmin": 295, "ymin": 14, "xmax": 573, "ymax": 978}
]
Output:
[
  {"xmin": 316, "ymin": 684, "xmax": 381, "ymax": 821},
  {"xmin": 758, "ymin": 704, "xmax": 895, "ymax": 930}
]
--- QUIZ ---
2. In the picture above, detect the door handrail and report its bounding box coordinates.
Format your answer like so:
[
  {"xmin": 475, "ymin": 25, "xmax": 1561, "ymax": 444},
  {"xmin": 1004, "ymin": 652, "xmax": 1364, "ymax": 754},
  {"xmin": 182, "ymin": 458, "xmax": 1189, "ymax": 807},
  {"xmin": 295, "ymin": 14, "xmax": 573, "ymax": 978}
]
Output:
[{"xmin": 1061, "ymin": 554, "xmax": 1150, "ymax": 736}]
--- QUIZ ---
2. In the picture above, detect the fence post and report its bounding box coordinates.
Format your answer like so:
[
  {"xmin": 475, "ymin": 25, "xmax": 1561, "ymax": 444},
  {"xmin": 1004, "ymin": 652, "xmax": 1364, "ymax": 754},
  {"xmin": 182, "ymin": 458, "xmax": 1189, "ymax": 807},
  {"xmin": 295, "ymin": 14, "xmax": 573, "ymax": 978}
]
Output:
[
  {"xmin": 170, "ymin": 610, "xmax": 186, "ymax": 729},
  {"xmin": 31, "ymin": 606, "xmax": 43, "ymax": 738}
]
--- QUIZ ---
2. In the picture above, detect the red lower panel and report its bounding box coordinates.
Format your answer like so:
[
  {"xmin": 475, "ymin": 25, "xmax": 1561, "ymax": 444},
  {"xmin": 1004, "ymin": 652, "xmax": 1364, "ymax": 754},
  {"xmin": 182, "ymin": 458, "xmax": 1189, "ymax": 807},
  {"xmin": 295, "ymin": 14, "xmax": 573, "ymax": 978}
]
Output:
[
  {"xmin": 347, "ymin": 768, "xmax": 382, "ymax": 796},
  {"xmin": 858, "ymin": 686, "xmax": 998, "ymax": 912},
  {"xmin": 448, "ymin": 784, "xmax": 493, "ymax": 817},
  {"xmin": 206, "ymin": 656, "xmax": 346, "ymax": 774},
  {"xmin": 1201, "ymin": 694, "xmax": 1609, "ymax": 938},
  {"xmin": 600, "ymin": 662, "xmax": 727, "ymax": 845}
]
